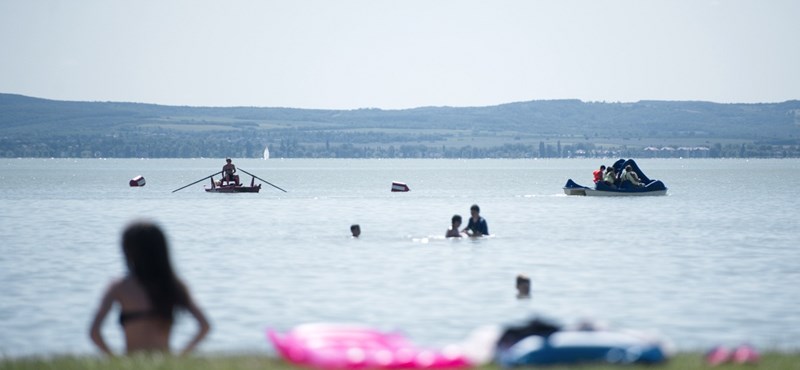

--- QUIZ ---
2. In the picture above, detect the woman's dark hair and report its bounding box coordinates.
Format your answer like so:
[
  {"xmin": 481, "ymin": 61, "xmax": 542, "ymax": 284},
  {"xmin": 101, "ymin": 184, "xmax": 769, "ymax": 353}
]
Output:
[{"xmin": 122, "ymin": 221, "xmax": 189, "ymax": 322}]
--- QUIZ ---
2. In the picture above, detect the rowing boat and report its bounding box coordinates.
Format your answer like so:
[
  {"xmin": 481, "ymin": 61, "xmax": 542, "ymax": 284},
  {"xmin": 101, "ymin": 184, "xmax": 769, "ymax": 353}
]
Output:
[{"xmin": 205, "ymin": 176, "xmax": 261, "ymax": 193}]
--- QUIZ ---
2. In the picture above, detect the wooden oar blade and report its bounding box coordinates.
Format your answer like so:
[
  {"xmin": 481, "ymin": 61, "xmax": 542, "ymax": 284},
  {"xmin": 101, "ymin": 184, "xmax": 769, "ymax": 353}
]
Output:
[
  {"xmin": 238, "ymin": 168, "xmax": 287, "ymax": 192},
  {"xmin": 172, "ymin": 171, "xmax": 222, "ymax": 193}
]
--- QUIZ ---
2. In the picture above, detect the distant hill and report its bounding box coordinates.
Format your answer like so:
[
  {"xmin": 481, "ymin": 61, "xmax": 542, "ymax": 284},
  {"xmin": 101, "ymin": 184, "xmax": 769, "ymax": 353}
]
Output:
[{"xmin": 1, "ymin": 93, "xmax": 798, "ymax": 158}]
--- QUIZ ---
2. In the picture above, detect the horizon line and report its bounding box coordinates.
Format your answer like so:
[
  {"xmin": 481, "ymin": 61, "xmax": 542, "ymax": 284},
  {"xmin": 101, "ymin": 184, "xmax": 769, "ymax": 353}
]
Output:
[{"xmin": 2, "ymin": 91, "xmax": 798, "ymax": 111}]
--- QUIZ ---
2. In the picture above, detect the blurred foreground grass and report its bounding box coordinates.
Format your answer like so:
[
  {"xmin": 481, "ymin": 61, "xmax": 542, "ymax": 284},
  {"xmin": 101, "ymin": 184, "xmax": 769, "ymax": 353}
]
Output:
[{"xmin": 2, "ymin": 353, "xmax": 799, "ymax": 370}]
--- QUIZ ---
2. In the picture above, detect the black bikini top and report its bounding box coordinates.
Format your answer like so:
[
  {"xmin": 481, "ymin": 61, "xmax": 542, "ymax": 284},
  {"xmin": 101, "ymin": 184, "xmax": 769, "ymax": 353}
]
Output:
[{"xmin": 119, "ymin": 310, "xmax": 160, "ymax": 326}]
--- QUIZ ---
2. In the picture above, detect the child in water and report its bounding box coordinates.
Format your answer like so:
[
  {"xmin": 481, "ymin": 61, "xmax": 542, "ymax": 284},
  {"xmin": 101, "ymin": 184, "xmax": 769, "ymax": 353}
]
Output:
[{"xmin": 446, "ymin": 215, "xmax": 463, "ymax": 238}]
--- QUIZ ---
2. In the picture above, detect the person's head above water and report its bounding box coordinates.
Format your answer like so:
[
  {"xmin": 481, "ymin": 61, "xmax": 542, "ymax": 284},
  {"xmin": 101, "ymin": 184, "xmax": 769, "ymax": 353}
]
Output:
[
  {"xmin": 516, "ymin": 274, "xmax": 531, "ymax": 298},
  {"xmin": 451, "ymin": 214, "xmax": 462, "ymax": 226},
  {"xmin": 350, "ymin": 224, "xmax": 361, "ymax": 237}
]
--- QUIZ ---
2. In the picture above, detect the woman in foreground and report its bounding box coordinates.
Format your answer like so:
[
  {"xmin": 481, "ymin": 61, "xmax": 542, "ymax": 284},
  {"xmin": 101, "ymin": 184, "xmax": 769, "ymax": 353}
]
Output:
[{"xmin": 89, "ymin": 221, "xmax": 210, "ymax": 356}]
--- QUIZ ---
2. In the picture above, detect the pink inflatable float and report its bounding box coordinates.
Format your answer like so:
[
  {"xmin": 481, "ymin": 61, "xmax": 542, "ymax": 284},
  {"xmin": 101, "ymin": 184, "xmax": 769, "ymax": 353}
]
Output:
[{"xmin": 267, "ymin": 324, "xmax": 470, "ymax": 369}]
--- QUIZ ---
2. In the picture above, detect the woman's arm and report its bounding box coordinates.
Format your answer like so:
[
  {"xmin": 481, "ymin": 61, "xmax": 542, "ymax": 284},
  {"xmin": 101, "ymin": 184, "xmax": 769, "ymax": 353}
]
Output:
[
  {"xmin": 89, "ymin": 283, "xmax": 117, "ymax": 356},
  {"xmin": 179, "ymin": 286, "xmax": 211, "ymax": 356}
]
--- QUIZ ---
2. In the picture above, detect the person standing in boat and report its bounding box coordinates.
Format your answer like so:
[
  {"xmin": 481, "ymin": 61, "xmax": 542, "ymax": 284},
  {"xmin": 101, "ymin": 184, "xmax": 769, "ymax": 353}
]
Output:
[
  {"xmin": 221, "ymin": 158, "xmax": 239, "ymax": 185},
  {"xmin": 462, "ymin": 204, "xmax": 489, "ymax": 237},
  {"xmin": 89, "ymin": 220, "xmax": 210, "ymax": 356},
  {"xmin": 592, "ymin": 165, "xmax": 606, "ymax": 183}
]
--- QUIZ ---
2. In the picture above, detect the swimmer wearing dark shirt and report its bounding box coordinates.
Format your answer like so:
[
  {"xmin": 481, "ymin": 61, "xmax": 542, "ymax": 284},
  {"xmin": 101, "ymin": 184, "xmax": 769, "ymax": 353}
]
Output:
[{"xmin": 463, "ymin": 204, "xmax": 489, "ymax": 236}]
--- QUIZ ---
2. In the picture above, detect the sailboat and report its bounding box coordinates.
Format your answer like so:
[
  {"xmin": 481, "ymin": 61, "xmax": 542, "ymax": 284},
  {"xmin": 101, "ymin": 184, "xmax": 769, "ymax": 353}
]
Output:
[{"xmin": 263, "ymin": 145, "xmax": 270, "ymax": 160}]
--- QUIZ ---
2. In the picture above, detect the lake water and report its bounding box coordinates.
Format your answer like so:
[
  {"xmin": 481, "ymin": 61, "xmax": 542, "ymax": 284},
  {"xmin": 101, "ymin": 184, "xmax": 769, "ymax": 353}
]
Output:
[{"xmin": 1, "ymin": 158, "xmax": 798, "ymax": 357}]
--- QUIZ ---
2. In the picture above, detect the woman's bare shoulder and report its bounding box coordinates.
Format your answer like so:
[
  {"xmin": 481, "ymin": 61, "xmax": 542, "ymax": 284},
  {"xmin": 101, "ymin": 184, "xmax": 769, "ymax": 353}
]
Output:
[
  {"xmin": 107, "ymin": 276, "xmax": 138, "ymax": 296},
  {"xmin": 95, "ymin": 277, "xmax": 127, "ymax": 304}
]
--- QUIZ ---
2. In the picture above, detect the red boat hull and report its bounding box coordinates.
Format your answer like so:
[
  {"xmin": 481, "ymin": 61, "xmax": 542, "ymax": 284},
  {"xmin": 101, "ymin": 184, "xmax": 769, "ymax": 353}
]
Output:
[
  {"xmin": 205, "ymin": 177, "xmax": 261, "ymax": 193},
  {"xmin": 205, "ymin": 184, "xmax": 261, "ymax": 193}
]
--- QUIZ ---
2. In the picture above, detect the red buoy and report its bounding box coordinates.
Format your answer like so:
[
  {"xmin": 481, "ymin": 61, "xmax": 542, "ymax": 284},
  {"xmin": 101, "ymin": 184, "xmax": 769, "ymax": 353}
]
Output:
[
  {"xmin": 129, "ymin": 175, "xmax": 146, "ymax": 187},
  {"xmin": 391, "ymin": 181, "xmax": 409, "ymax": 192}
]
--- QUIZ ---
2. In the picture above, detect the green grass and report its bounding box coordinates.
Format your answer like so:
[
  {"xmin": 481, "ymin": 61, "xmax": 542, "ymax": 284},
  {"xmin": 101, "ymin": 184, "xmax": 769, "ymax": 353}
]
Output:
[{"xmin": 2, "ymin": 353, "xmax": 799, "ymax": 370}]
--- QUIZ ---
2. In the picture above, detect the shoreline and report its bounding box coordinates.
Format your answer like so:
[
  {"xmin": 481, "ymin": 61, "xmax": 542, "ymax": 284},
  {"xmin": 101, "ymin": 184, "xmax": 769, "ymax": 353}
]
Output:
[{"xmin": 3, "ymin": 352, "xmax": 800, "ymax": 370}]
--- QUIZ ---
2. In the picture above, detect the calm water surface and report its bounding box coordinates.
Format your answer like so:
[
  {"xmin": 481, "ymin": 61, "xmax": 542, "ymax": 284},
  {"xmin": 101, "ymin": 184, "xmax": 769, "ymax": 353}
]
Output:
[{"xmin": 0, "ymin": 158, "xmax": 798, "ymax": 356}]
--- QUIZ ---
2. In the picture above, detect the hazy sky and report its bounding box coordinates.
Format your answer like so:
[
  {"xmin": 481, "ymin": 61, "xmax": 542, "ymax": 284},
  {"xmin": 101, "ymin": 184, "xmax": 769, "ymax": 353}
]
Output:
[{"xmin": 1, "ymin": 0, "xmax": 798, "ymax": 109}]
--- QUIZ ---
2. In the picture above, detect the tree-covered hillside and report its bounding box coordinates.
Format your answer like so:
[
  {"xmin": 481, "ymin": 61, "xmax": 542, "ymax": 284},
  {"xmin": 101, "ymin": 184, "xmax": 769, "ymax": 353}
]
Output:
[{"xmin": 1, "ymin": 93, "xmax": 798, "ymax": 158}]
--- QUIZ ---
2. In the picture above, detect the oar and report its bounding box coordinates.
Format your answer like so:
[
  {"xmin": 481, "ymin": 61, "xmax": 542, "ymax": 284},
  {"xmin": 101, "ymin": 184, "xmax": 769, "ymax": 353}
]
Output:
[
  {"xmin": 172, "ymin": 171, "xmax": 222, "ymax": 193},
  {"xmin": 238, "ymin": 167, "xmax": 288, "ymax": 193}
]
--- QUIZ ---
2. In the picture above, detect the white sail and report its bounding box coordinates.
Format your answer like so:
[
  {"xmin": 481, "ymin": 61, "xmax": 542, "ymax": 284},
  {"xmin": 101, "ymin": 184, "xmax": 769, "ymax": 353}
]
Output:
[{"xmin": 263, "ymin": 145, "xmax": 270, "ymax": 160}]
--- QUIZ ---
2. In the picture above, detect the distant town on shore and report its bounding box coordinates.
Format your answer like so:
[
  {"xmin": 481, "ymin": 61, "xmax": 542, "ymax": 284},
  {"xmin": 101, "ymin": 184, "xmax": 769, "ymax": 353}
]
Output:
[{"xmin": 2, "ymin": 93, "xmax": 799, "ymax": 158}]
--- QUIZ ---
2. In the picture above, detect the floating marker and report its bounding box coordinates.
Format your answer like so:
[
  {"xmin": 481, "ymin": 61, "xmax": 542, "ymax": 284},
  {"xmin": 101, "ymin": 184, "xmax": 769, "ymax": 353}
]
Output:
[
  {"xmin": 391, "ymin": 181, "xmax": 409, "ymax": 192},
  {"xmin": 129, "ymin": 175, "xmax": 146, "ymax": 187}
]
